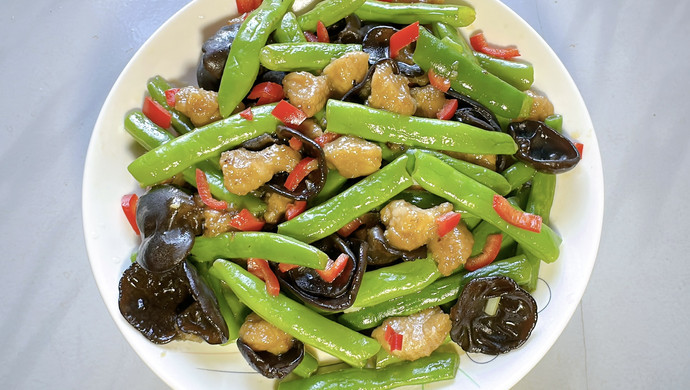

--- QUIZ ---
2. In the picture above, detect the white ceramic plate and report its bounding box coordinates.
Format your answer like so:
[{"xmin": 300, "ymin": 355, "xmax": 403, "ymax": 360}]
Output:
[{"xmin": 83, "ymin": 0, "xmax": 603, "ymax": 388}]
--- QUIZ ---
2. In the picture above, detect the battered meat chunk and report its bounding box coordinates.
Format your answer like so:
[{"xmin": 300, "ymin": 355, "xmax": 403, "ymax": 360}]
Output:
[
  {"xmin": 525, "ymin": 89, "xmax": 554, "ymax": 121},
  {"xmin": 380, "ymin": 200, "xmax": 453, "ymax": 251},
  {"xmin": 410, "ymin": 84, "xmax": 447, "ymax": 118},
  {"xmin": 220, "ymin": 144, "xmax": 300, "ymax": 195},
  {"xmin": 263, "ymin": 192, "xmax": 293, "ymax": 224},
  {"xmin": 323, "ymin": 135, "xmax": 382, "ymax": 178},
  {"xmin": 173, "ymin": 86, "xmax": 222, "ymax": 127},
  {"xmin": 322, "ymin": 51, "xmax": 370, "ymax": 98},
  {"xmin": 427, "ymin": 223, "xmax": 474, "ymax": 275},
  {"xmin": 282, "ymin": 71, "xmax": 330, "ymax": 117},
  {"xmin": 372, "ymin": 307, "xmax": 451, "ymax": 361},
  {"xmin": 367, "ymin": 62, "xmax": 417, "ymax": 115},
  {"xmin": 239, "ymin": 313, "xmax": 295, "ymax": 355}
]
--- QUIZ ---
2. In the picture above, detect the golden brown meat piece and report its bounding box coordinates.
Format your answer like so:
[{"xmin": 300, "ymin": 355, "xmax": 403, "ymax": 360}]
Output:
[
  {"xmin": 427, "ymin": 223, "xmax": 474, "ymax": 275},
  {"xmin": 380, "ymin": 200, "xmax": 453, "ymax": 251},
  {"xmin": 323, "ymin": 135, "xmax": 382, "ymax": 178},
  {"xmin": 367, "ymin": 62, "xmax": 417, "ymax": 116},
  {"xmin": 282, "ymin": 71, "xmax": 330, "ymax": 117},
  {"xmin": 371, "ymin": 307, "xmax": 451, "ymax": 361},
  {"xmin": 263, "ymin": 192, "xmax": 293, "ymax": 224},
  {"xmin": 202, "ymin": 208, "xmax": 234, "ymax": 237},
  {"xmin": 173, "ymin": 86, "xmax": 222, "ymax": 127},
  {"xmin": 220, "ymin": 144, "xmax": 300, "ymax": 196},
  {"xmin": 322, "ymin": 51, "xmax": 370, "ymax": 98},
  {"xmin": 444, "ymin": 151, "xmax": 497, "ymax": 171},
  {"xmin": 525, "ymin": 89, "xmax": 555, "ymax": 121},
  {"xmin": 239, "ymin": 313, "xmax": 295, "ymax": 355},
  {"xmin": 410, "ymin": 84, "xmax": 447, "ymax": 118}
]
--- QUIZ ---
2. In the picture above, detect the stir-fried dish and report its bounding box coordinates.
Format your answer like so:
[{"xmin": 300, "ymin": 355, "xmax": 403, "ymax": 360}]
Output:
[{"xmin": 117, "ymin": 0, "xmax": 583, "ymax": 388}]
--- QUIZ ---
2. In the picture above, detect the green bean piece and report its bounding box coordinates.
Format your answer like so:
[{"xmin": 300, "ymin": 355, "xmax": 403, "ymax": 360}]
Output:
[
  {"xmin": 146, "ymin": 75, "xmax": 195, "ymax": 134},
  {"xmin": 391, "ymin": 188, "xmax": 445, "ymax": 209},
  {"xmin": 354, "ymin": 1, "xmax": 475, "ymax": 28},
  {"xmin": 297, "ymin": 0, "xmax": 366, "ymax": 31},
  {"xmin": 474, "ymin": 52, "xmax": 535, "ymax": 91},
  {"xmin": 545, "ymin": 114, "xmax": 564, "ymax": 132},
  {"xmin": 292, "ymin": 351, "xmax": 319, "ymax": 378},
  {"xmin": 278, "ymin": 349, "xmax": 459, "ymax": 390},
  {"xmin": 278, "ymin": 155, "xmax": 413, "ymax": 243},
  {"xmin": 352, "ymin": 258, "xmax": 441, "ymax": 308},
  {"xmin": 410, "ymin": 151, "xmax": 561, "ymax": 262},
  {"xmin": 374, "ymin": 347, "xmax": 404, "ymax": 369},
  {"xmin": 217, "ymin": 0, "xmax": 294, "ymax": 117},
  {"xmin": 431, "ymin": 22, "xmax": 476, "ymax": 63},
  {"xmin": 259, "ymin": 43, "xmax": 362, "ymax": 72},
  {"xmin": 202, "ymin": 272, "xmax": 241, "ymax": 343},
  {"xmin": 210, "ymin": 260, "xmax": 380, "ymax": 367},
  {"xmin": 127, "ymin": 103, "xmax": 280, "ymax": 186},
  {"xmin": 338, "ymin": 255, "xmax": 532, "ymax": 330},
  {"xmin": 470, "ymin": 221, "xmax": 516, "ymax": 257},
  {"xmin": 123, "ymin": 111, "xmax": 266, "ymax": 214},
  {"xmin": 191, "ymin": 232, "xmax": 330, "ymax": 269},
  {"xmin": 274, "ymin": 12, "xmax": 307, "ymax": 43},
  {"xmin": 326, "ymin": 100, "xmax": 517, "ymax": 155},
  {"xmin": 309, "ymin": 169, "xmax": 348, "ymax": 207},
  {"xmin": 502, "ymin": 161, "xmax": 537, "ymax": 192},
  {"xmin": 414, "ymin": 28, "xmax": 532, "ymax": 119}
]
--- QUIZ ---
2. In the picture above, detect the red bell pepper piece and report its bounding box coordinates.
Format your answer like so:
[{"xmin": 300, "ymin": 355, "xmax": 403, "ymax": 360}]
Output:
[
  {"xmin": 390, "ymin": 21, "xmax": 420, "ymax": 58},
  {"xmin": 493, "ymin": 194, "xmax": 542, "ymax": 233},
  {"xmin": 304, "ymin": 31, "xmax": 319, "ymax": 42},
  {"xmin": 575, "ymin": 142, "xmax": 584, "ymax": 157},
  {"xmin": 316, "ymin": 253, "xmax": 349, "ymax": 283},
  {"xmin": 239, "ymin": 107, "xmax": 254, "ymax": 121},
  {"xmin": 436, "ymin": 211, "xmax": 462, "ymax": 238},
  {"xmin": 236, "ymin": 0, "xmax": 262, "ymax": 14},
  {"xmin": 288, "ymin": 136, "xmax": 303, "ymax": 151},
  {"xmin": 142, "ymin": 96, "xmax": 172, "ymax": 129},
  {"xmin": 464, "ymin": 234, "xmax": 503, "ymax": 271},
  {"xmin": 195, "ymin": 169, "xmax": 228, "ymax": 210},
  {"xmin": 384, "ymin": 325, "xmax": 403, "ymax": 351},
  {"xmin": 313, "ymin": 132, "xmax": 340, "ymax": 147},
  {"xmin": 164, "ymin": 88, "xmax": 179, "ymax": 107},
  {"xmin": 337, "ymin": 218, "xmax": 363, "ymax": 237},
  {"xmin": 284, "ymin": 157, "xmax": 318, "ymax": 191},
  {"xmin": 247, "ymin": 81, "xmax": 284, "ymax": 106},
  {"xmin": 470, "ymin": 32, "xmax": 520, "ymax": 60},
  {"xmin": 285, "ymin": 200, "xmax": 307, "ymax": 221},
  {"xmin": 278, "ymin": 263, "xmax": 300, "ymax": 273},
  {"xmin": 437, "ymin": 99, "xmax": 458, "ymax": 120},
  {"xmin": 247, "ymin": 258, "xmax": 280, "ymax": 297},
  {"xmin": 428, "ymin": 68, "xmax": 450, "ymax": 93},
  {"xmin": 229, "ymin": 208, "xmax": 265, "ymax": 231},
  {"xmin": 120, "ymin": 193, "xmax": 140, "ymax": 235},
  {"xmin": 272, "ymin": 100, "xmax": 307, "ymax": 128},
  {"xmin": 316, "ymin": 21, "xmax": 330, "ymax": 43}
]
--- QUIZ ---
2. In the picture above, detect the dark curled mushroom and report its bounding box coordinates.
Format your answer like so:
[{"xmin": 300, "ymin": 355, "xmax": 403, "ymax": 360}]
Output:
[
  {"xmin": 361, "ymin": 26, "xmax": 424, "ymax": 78},
  {"xmin": 365, "ymin": 225, "xmax": 427, "ymax": 267},
  {"xmin": 135, "ymin": 185, "xmax": 202, "ymax": 273},
  {"xmin": 197, "ymin": 22, "xmax": 241, "ymax": 91},
  {"xmin": 507, "ymin": 120, "xmax": 581, "ymax": 173},
  {"xmin": 444, "ymin": 89, "xmax": 502, "ymax": 133},
  {"xmin": 236, "ymin": 338, "xmax": 304, "ymax": 379},
  {"xmin": 118, "ymin": 261, "xmax": 229, "ymax": 345},
  {"xmin": 274, "ymin": 235, "xmax": 367, "ymax": 311},
  {"xmin": 449, "ymin": 276, "xmax": 537, "ymax": 355},
  {"xmin": 327, "ymin": 15, "xmax": 364, "ymax": 44}
]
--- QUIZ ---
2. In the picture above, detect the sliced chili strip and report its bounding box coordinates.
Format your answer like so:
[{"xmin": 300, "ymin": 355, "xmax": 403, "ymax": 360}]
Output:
[
  {"xmin": 285, "ymin": 200, "xmax": 307, "ymax": 221},
  {"xmin": 493, "ymin": 194, "xmax": 542, "ymax": 233},
  {"xmin": 385, "ymin": 325, "xmax": 403, "ymax": 351},
  {"xmin": 247, "ymin": 81, "xmax": 284, "ymax": 106},
  {"xmin": 284, "ymin": 157, "xmax": 318, "ymax": 192},
  {"xmin": 121, "ymin": 193, "xmax": 140, "ymax": 235},
  {"xmin": 428, "ymin": 68, "xmax": 450, "ymax": 93},
  {"xmin": 236, "ymin": 0, "xmax": 262, "ymax": 14},
  {"xmin": 164, "ymin": 88, "xmax": 179, "ymax": 107},
  {"xmin": 390, "ymin": 21, "xmax": 420, "ymax": 59},
  {"xmin": 288, "ymin": 136, "xmax": 303, "ymax": 151},
  {"xmin": 316, "ymin": 253, "xmax": 349, "ymax": 283},
  {"xmin": 437, "ymin": 99, "xmax": 458, "ymax": 120},
  {"xmin": 142, "ymin": 96, "xmax": 172, "ymax": 129},
  {"xmin": 436, "ymin": 211, "xmax": 462, "ymax": 237},
  {"xmin": 337, "ymin": 218, "xmax": 363, "ymax": 237},
  {"xmin": 278, "ymin": 263, "xmax": 300, "ymax": 273},
  {"xmin": 195, "ymin": 169, "xmax": 228, "ymax": 210},
  {"xmin": 575, "ymin": 142, "xmax": 584, "ymax": 157},
  {"xmin": 239, "ymin": 107, "xmax": 254, "ymax": 121},
  {"xmin": 272, "ymin": 100, "xmax": 307, "ymax": 128},
  {"xmin": 313, "ymin": 132, "xmax": 340, "ymax": 147},
  {"xmin": 464, "ymin": 234, "xmax": 503, "ymax": 271},
  {"xmin": 470, "ymin": 32, "xmax": 520, "ymax": 60},
  {"xmin": 247, "ymin": 258, "xmax": 280, "ymax": 297},
  {"xmin": 229, "ymin": 208, "xmax": 265, "ymax": 231},
  {"xmin": 316, "ymin": 20, "xmax": 330, "ymax": 43},
  {"xmin": 304, "ymin": 31, "xmax": 318, "ymax": 42}
]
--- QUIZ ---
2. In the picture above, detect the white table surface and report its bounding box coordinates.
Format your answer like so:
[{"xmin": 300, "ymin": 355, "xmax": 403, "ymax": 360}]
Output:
[{"xmin": 2, "ymin": 0, "xmax": 688, "ymax": 389}]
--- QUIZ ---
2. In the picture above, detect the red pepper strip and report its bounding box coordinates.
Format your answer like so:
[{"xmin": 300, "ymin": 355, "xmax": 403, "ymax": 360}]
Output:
[
  {"xmin": 247, "ymin": 258, "xmax": 280, "ymax": 297},
  {"xmin": 120, "ymin": 193, "xmax": 140, "ymax": 235},
  {"xmin": 464, "ymin": 234, "xmax": 503, "ymax": 271},
  {"xmin": 470, "ymin": 32, "xmax": 520, "ymax": 60},
  {"xmin": 384, "ymin": 325, "xmax": 403, "ymax": 351},
  {"xmin": 229, "ymin": 208, "xmax": 266, "ymax": 231},
  {"xmin": 575, "ymin": 142, "xmax": 584, "ymax": 157},
  {"xmin": 493, "ymin": 194, "xmax": 542, "ymax": 233},
  {"xmin": 436, "ymin": 211, "xmax": 462, "ymax": 238},
  {"xmin": 278, "ymin": 263, "xmax": 300, "ymax": 273},
  {"xmin": 142, "ymin": 96, "xmax": 172, "ymax": 129},
  {"xmin": 284, "ymin": 157, "xmax": 318, "ymax": 191},
  {"xmin": 337, "ymin": 218, "xmax": 363, "ymax": 237},
  {"xmin": 316, "ymin": 21, "xmax": 330, "ymax": 43},
  {"xmin": 437, "ymin": 99, "xmax": 458, "ymax": 120},
  {"xmin": 272, "ymin": 100, "xmax": 307, "ymax": 128},
  {"xmin": 316, "ymin": 253, "xmax": 349, "ymax": 283},
  {"xmin": 164, "ymin": 88, "xmax": 179, "ymax": 107},
  {"xmin": 195, "ymin": 169, "xmax": 228, "ymax": 210},
  {"xmin": 304, "ymin": 31, "xmax": 319, "ymax": 42},
  {"xmin": 288, "ymin": 136, "xmax": 303, "ymax": 151},
  {"xmin": 247, "ymin": 81, "xmax": 284, "ymax": 106},
  {"xmin": 390, "ymin": 21, "xmax": 420, "ymax": 59},
  {"xmin": 428, "ymin": 68, "xmax": 450, "ymax": 93},
  {"xmin": 236, "ymin": 0, "xmax": 262, "ymax": 14},
  {"xmin": 313, "ymin": 132, "xmax": 340, "ymax": 147},
  {"xmin": 239, "ymin": 107, "xmax": 254, "ymax": 121},
  {"xmin": 285, "ymin": 200, "xmax": 307, "ymax": 221}
]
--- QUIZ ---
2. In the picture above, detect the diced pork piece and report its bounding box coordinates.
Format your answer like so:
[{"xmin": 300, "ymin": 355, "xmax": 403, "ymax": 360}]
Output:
[
  {"xmin": 173, "ymin": 86, "xmax": 222, "ymax": 127},
  {"xmin": 371, "ymin": 307, "xmax": 451, "ymax": 361},
  {"xmin": 322, "ymin": 51, "xmax": 370, "ymax": 98},
  {"xmin": 410, "ymin": 85, "xmax": 447, "ymax": 118},
  {"xmin": 202, "ymin": 208, "xmax": 234, "ymax": 237},
  {"xmin": 367, "ymin": 62, "xmax": 417, "ymax": 116},
  {"xmin": 380, "ymin": 200, "xmax": 453, "ymax": 251},
  {"xmin": 298, "ymin": 119, "xmax": 324, "ymax": 140},
  {"xmin": 323, "ymin": 135, "xmax": 382, "ymax": 178},
  {"xmin": 239, "ymin": 313, "xmax": 295, "ymax": 355},
  {"xmin": 525, "ymin": 89, "xmax": 554, "ymax": 121},
  {"xmin": 427, "ymin": 223, "xmax": 474, "ymax": 276},
  {"xmin": 263, "ymin": 192, "xmax": 293, "ymax": 224},
  {"xmin": 220, "ymin": 144, "xmax": 300, "ymax": 195},
  {"xmin": 282, "ymin": 72, "xmax": 330, "ymax": 117}
]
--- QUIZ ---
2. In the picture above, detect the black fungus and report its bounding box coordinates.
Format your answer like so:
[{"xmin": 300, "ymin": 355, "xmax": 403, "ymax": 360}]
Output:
[
  {"xmin": 197, "ymin": 23, "xmax": 242, "ymax": 91},
  {"xmin": 135, "ymin": 185, "xmax": 202, "ymax": 273},
  {"xmin": 507, "ymin": 120, "xmax": 581, "ymax": 173},
  {"xmin": 361, "ymin": 26, "xmax": 424, "ymax": 78},
  {"xmin": 236, "ymin": 338, "xmax": 304, "ymax": 379},
  {"xmin": 444, "ymin": 89, "xmax": 502, "ymax": 133},
  {"xmin": 118, "ymin": 261, "xmax": 229, "ymax": 345},
  {"xmin": 328, "ymin": 15, "xmax": 364, "ymax": 44},
  {"xmin": 449, "ymin": 276, "xmax": 537, "ymax": 355}
]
